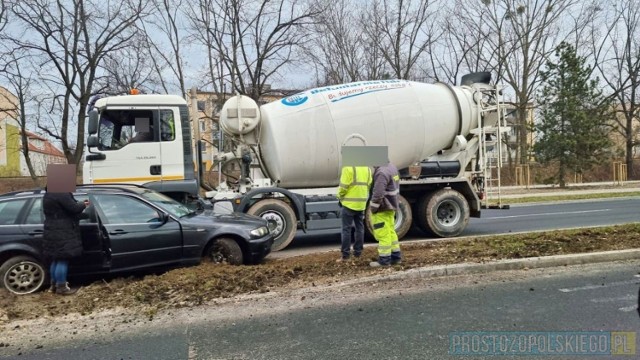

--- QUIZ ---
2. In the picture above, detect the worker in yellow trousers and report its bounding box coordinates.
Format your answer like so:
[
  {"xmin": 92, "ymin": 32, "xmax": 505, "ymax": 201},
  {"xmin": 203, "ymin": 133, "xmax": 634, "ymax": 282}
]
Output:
[{"xmin": 368, "ymin": 161, "xmax": 401, "ymax": 267}]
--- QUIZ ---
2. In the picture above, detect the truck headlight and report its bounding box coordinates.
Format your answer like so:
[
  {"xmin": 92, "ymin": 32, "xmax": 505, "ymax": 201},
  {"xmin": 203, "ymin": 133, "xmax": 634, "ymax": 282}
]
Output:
[{"xmin": 250, "ymin": 226, "xmax": 269, "ymax": 238}]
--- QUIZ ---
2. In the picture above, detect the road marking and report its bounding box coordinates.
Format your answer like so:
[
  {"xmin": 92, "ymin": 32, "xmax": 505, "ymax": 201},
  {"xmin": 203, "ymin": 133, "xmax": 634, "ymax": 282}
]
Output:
[
  {"xmin": 188, "ymin": 341, "xmax": 198, "ymax": 360},
  {"xmin": 559, "ymin": 279, "xmax": 639, "ymax": 292},
  {"xmin": 590, "ymin": 295, "xmax": 636, "ymax": 303},
  {"xmin": 484, "ymin": 209, "xmax": 611, "ymax": 220},
  {"xmin": 618, "ymin": 305, "xmax": 638, "ymax": 313}
]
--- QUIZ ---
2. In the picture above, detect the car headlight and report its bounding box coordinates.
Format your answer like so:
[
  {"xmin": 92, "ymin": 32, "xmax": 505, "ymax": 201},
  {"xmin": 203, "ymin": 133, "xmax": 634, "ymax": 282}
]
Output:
[{"xmin": 250, "ymin": 226, "xmax": 269, "ymax": 238}]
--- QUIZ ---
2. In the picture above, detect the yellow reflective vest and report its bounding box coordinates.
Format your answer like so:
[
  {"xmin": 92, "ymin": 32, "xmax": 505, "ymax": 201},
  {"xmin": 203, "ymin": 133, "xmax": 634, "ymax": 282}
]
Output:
[{"xmin": 337, "ymin": 166, "xmax": 373, "ymax": 211}]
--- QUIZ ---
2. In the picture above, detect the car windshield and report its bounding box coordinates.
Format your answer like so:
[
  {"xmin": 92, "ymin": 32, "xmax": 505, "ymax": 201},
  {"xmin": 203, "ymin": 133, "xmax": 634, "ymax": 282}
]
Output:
[{"xmin": 139, "ymin": 190, "xmax": 194, "ymax": 218}]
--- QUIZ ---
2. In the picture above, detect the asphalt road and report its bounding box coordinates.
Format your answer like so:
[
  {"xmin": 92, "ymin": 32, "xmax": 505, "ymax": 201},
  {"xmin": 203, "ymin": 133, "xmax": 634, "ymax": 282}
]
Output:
[
  {"xmin": 274, "ymin": 197, "xmax": 640, "ymax": 257},
  {"xmin": 4, "ymin": 260, "xmax": 639, "ymax": 359},
  {"xmin": 466, "ymin": 197, "xmax": 640, "ymax": 236}
]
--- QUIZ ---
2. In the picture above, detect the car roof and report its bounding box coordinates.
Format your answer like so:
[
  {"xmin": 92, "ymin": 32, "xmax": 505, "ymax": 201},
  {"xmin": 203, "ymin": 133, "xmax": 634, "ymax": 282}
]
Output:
[
  {"xmin": 0, "ymin": 184, "xmax": 150, "ymax": 200},
  {"xmin": 0, "ymin": 189, "xmax": 45, "ymax": 199}
]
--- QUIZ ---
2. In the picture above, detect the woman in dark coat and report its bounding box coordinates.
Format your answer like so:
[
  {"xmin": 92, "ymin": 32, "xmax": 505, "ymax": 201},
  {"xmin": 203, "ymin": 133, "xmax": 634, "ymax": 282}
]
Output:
[{"xmin": 43, "ymin": 191, "xmax": 88, "ymax": 295}]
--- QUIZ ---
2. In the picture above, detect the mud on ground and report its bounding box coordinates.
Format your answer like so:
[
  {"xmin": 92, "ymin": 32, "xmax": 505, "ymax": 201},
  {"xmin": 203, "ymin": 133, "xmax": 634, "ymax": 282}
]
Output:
[{"xmin": 2, "ymin": 223, "xmax": 640, "ymax": 325}]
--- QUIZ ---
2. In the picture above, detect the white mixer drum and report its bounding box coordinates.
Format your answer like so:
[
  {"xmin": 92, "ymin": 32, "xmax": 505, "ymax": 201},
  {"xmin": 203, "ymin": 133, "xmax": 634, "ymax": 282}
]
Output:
[{"xmin": 257, "ymin": 80, "xmax": 479, "ymax": 188}]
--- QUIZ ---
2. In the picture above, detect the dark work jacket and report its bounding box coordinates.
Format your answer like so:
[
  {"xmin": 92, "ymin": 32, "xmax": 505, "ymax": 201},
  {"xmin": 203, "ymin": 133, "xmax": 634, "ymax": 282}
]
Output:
[
  {"xmin": 42, "ymin": 192, "xmax": 87, "ymax": 260},
  {"xmin": 369, "ymin": 163, "xmax": 400, "ymax": 213}
]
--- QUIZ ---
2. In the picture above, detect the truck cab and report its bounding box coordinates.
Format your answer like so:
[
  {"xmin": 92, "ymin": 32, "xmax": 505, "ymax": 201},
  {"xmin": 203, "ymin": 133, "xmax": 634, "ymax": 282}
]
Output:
[{"xmin": 84, "ymin": 94, "xmax": 199, "ymax": 203}]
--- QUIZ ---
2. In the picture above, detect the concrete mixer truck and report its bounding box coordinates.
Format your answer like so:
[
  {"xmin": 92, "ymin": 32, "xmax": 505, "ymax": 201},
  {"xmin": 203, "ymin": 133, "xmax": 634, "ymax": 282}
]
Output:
[{"xmin": 83, "ymin": 72, "xmax": 510, "ymax": 251}]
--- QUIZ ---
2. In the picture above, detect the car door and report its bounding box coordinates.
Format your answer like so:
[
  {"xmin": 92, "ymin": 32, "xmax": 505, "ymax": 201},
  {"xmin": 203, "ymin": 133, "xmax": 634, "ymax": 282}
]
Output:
[
  {"xmin": 71, "ymin": 193, "xmax": 112, "ymax": 272},
  {"xmin": 20, "ymin": 195, "xmax": 110, "ymax": 275},
  {"xmin": 92, "ymin": 193, "xmax": 183, "ymax": 271}
]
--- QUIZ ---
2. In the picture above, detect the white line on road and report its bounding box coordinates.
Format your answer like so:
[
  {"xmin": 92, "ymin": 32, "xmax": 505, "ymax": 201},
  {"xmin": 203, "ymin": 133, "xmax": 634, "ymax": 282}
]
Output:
[
  {"xmin": 559, "ymin": 279, "xmax": 639, "ymax": 293},
  {"xmin": 590, "ymin": 295, "xmax": 637, "ymax": 303},
  {"xmin": 618, "ymin": 305, "xmax": 638, "ymax": 313},
  {"xmin": 484, "ymin": 209, "xmax": 611, "ymax": 220}
]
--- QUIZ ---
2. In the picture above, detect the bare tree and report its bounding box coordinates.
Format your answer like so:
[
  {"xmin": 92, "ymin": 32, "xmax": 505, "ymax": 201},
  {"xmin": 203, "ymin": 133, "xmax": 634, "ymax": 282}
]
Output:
[
  {"xmin": 428, "ymin": 3, "xmax": 500, "ymax": 85},
  {"xmin": 190, "ymin": 0, "xmax": 321, "ymax": 101},
  {"xmin": 187, "ymin": 0, "xmax": 230, "ymax": 95},
  {"xmin": 99, "ymin": 34, "xmax": 165, "ymax": 95},
  {"xmin": 593, "ymin": 0, "xmax": 640, "ymax": 178},
  {"xmin": 0, "ymin": 0, "xmax": 7, "ymax": 33},
  {"xmin": 455, "ymin": 0, "xmax": 582, "ymax": 166},
  {"xmin": 141, "ymin": 0, "xmax": 189, "ymax": 97},
  {"xmin": 0, "ymin": 52, "xmax": 39, "ymax": 182},
  {"xmin": 302, "ymin": 0, "xmax": 369, "ymax": 85},
  {"xmin": 565, "ymin": 0, "xmax": 604, "ymax": 58},
  {"xmin": 362, "ymin": 0, "xmax": 440, "ymax": 80},
  {"xmin": 5, "ymin": 0, "xmax": 145, "ymax": 168}
]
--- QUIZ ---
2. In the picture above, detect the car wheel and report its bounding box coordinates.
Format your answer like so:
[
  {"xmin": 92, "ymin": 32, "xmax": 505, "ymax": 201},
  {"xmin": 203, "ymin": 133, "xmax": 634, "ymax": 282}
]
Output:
[
  {"xmin": 205, "ymin": 238, "xmax": 243, "ymax": 265},
  {"xmin": 0, "ymin": 255, "xmax": 46, "ymax": 295}
]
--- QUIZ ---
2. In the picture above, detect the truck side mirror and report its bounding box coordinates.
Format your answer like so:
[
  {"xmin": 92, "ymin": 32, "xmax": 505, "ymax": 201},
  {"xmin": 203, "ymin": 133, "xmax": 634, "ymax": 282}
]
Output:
[
  {"xmin": 87, "ymin": 135, "xmax": 99, "ymax": 148},
  {"xmin": 88, "ymin": 110, "xmax": 99, "ymax": 134}
]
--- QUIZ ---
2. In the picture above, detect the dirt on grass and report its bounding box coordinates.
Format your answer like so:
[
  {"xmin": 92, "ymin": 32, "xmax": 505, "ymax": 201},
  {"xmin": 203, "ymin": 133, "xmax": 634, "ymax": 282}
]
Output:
[{"xmin": 1, "ymin": 223, "xmax": 640, "ymax": 324}]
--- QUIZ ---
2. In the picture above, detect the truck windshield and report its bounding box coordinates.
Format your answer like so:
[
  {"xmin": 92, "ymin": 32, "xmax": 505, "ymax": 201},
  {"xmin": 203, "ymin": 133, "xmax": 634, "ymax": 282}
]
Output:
[{"xmin": 139, "ymin": 191, "xmax": 193, "ymax": 218}]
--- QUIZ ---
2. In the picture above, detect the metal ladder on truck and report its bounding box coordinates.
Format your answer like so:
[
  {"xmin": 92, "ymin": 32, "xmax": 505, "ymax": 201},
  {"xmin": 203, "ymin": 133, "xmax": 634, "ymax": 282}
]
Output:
[{"xmin": 472, "ymin": 84, "xmax": 511, "ymax": 210}]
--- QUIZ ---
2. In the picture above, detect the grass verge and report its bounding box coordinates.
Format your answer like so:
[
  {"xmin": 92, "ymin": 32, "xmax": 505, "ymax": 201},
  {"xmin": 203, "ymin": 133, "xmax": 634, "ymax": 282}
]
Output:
[
  {"xmin": 501, "ymin": 191, "xmax": 640, "ymax": 204},
  {"xmin": 2, "ymin": 223, "xmax": 640, "ymax": 322}
]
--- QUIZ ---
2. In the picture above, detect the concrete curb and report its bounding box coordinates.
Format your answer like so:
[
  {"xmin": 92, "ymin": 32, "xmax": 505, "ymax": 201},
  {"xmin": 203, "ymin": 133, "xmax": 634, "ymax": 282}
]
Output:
[{"xmin": 331, "ymin": 249, "xmax": 640, "ymax": 288}]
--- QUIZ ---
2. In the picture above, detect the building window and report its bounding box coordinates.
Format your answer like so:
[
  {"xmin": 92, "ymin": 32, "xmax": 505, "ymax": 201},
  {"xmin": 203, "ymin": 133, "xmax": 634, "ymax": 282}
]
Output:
[{"xmin": 197, "ymin": 100, "xmax": 206, "ymax": 111}]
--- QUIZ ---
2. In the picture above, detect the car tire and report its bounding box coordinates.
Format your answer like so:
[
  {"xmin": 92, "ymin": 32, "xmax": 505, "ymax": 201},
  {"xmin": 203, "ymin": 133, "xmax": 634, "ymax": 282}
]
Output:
[
  {"xmin": 247, "ymin": 199, "xmax": 297, "ymax": 251},
  {"xmin": 205, "ymin": 238, "xmax": 243, "ymax": 265},
  {"xmin": 0, "ymin": 255, "xmax": 46, "ymax": 295}
]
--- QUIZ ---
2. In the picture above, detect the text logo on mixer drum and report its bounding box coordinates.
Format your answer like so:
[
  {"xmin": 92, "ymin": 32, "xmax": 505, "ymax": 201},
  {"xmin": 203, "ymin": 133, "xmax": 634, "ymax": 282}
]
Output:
[{"xmin": 281, "ymin": 93, "xmax": 308, "ymax": 106}]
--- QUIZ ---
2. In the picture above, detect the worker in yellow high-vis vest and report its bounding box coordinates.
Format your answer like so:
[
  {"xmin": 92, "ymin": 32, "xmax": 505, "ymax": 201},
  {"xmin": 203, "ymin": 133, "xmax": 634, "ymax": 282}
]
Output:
[
  {"xmin": 336, "ymin": 166, "xmax": 372, "ymax": 261},
  {"xmin": 368, "ymin": 161, "xmax": 402, "ymax": 267}
]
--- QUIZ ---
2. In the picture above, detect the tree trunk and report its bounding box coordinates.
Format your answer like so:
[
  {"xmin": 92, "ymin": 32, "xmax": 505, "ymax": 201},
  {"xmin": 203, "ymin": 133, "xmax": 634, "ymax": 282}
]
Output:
[
  {"xmin": 558, "ymin": 158, "xmax": 566, "ymax": 188},
  {"xmin": 18, "ymin": 113, "xmax": 39, "ymax": 185},
  {"xmin": 626, "ymin": 110, "xmax": 635, "ymax": 179},
  {"xmin": 518, "ymin": 104, "xmax": 529, "ymax": 165}
]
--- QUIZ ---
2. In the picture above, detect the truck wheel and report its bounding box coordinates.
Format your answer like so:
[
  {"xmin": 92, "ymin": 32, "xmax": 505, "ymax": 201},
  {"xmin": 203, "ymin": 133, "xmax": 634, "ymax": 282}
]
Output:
[
  {"xmin": 205, "ymin": 238, "xmax": 243, "ymax": 265},
  {"xmin": 416, "ymin": 189, "xmax": 469, "ymax": 237},
  {"xmin": 0, "ymin": 255, "xmax": 46, "ymax": 295},
  {"xmin": 365, "ymin": 195, "xmax": 412, "ymax": 240},
  {"xmin": 247, "ymin": 199, "xmax": 296, "ymax": 251}
]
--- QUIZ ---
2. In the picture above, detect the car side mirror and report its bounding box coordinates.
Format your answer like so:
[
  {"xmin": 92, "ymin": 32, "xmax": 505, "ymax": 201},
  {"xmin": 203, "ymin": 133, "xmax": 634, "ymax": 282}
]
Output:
[{"xmin": 160, "ymin": 212, "xmax": 169, "ymax": 224}]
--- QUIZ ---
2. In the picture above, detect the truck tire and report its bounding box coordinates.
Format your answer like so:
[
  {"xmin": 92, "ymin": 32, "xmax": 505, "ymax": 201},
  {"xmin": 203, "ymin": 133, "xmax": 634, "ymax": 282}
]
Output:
[
  {"xmin": 365, "ymin": 195, "xmax": 412, "ymax": 240},
  {"xmin": 204, "ymin": 237, "xmax": 243, "ymax": 265},
  {"xmin": 247, "ymin": 199, "xmax": 296, "ymax": 251},
  {"xmin": 0, "ymin": 255, "xmax": 46, "ymax": 295},
  {"xmin": 416, "ymin": 189, "xmax": 469, "ymax": 237}
]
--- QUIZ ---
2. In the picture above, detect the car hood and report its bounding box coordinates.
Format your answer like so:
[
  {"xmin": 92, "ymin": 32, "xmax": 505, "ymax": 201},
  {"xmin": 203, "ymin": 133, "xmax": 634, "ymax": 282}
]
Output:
[{"xmin": 180, "ymin": 210, "xmax": 267, "ymax": 228}]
